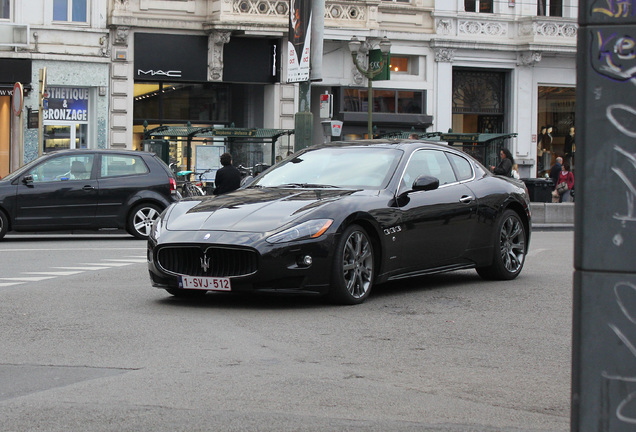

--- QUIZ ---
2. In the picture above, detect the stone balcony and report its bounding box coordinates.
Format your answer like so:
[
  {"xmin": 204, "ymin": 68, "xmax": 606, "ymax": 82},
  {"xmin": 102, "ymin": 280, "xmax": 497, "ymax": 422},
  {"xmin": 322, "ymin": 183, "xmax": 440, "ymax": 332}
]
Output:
[{"xmin": 432, "ymin": 13, "xmax": 577, "ymax": 54}]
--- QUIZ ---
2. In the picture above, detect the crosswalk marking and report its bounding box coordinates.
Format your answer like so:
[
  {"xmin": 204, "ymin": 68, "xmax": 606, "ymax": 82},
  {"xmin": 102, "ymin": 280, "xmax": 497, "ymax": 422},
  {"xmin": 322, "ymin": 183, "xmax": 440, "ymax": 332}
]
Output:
[
  {"xmin": 1, "ymin": 256, "xmax": 148, "ymax": 289},
  {"xmin": 24, "ymin": 271, "xmax": 84, "ymax": 276},
  {"xmin": 54, "ymin": 266, "xmax": 110, "ymax": 271},
  {"xmin": 103, "ymin": 259, "xmax": 147, "ymax": 263},
  {"xmin": 0, "ymin": 276, "xmax": 56, "ymax": 282}
]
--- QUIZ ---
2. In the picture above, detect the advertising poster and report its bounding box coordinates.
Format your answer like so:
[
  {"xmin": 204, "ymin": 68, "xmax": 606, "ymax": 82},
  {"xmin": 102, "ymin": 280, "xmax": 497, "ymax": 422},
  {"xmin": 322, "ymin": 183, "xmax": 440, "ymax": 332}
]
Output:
[{"xmin": 287, "ymin": 0, "xmax": 312, "ymax": 83}]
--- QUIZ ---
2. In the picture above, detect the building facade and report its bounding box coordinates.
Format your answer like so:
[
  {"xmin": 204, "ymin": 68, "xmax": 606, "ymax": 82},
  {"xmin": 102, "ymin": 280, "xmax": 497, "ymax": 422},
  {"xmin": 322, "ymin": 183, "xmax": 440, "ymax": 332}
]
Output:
[
  {"xmin": 0, "ymin": 0, "xmax": 110, "ymax": 178},
  {"xmin": 0, "ymin": 0, "xmax": 577, "ymax": 178}
]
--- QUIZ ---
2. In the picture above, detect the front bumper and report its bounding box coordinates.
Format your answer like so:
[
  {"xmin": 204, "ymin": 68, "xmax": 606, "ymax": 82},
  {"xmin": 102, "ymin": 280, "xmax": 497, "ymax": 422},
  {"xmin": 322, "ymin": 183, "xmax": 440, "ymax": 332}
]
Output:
[{"xmin": 147, "ymin": 230, "xmax": 336, "ymax": 296}]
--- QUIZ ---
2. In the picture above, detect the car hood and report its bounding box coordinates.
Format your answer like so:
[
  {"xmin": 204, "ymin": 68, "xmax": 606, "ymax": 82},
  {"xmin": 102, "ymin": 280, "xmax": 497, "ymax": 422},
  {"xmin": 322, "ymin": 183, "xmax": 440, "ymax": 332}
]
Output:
[{"xmin": 165, "ymin": 187, "xmax": 359, "ymax": 232}]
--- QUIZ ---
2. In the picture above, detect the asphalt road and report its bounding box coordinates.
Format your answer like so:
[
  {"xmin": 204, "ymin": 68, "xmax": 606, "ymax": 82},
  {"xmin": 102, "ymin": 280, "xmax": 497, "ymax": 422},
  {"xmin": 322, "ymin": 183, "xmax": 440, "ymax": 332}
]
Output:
[{"xmin": 0, "ymin": 231, "xmax": 573, "ymax": 431}]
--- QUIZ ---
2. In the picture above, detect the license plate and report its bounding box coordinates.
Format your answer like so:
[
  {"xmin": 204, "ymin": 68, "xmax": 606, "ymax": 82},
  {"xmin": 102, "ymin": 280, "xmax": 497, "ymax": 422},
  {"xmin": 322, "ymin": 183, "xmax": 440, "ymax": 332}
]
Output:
[{"xmin": 179, "ymin": 276, "xmax": 231, "ymax": 291}]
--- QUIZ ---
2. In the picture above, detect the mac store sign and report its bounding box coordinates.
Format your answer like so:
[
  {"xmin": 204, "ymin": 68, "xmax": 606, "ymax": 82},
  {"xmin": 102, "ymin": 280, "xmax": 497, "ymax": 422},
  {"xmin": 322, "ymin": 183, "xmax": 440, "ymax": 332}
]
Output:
[{"xmin": 134, "ymin": 33, "xmax": 208, "ymax": 82}]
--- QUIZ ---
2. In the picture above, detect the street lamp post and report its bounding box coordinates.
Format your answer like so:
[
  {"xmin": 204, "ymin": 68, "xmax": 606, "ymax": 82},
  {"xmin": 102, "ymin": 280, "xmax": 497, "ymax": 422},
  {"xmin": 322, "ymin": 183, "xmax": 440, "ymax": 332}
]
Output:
[{"xmin": 348, "ymin": 36, "xmax": 391, "ymax": 139}]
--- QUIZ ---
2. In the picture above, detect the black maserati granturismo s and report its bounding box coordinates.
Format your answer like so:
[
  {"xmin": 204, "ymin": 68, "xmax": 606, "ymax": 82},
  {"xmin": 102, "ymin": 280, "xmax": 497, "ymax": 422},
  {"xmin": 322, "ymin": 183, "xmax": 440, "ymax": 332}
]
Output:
[{"xmin": 148, "ymin": 140, "xmax": 531, "ymax": 305}]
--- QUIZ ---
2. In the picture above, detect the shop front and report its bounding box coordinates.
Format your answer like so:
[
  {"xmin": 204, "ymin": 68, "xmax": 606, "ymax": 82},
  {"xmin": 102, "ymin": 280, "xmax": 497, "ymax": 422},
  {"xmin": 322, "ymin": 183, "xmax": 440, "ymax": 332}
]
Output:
[
  {"xmin": 0, "ymin": 58, "xmax": 32, "ymax": 177},
  {"xmin": 42, "ymin": 86, "xmax": 90, "ymax": 152},
  {"xmin": 133, "ymin": 32, "xmax": 282, "ymax": 173}
]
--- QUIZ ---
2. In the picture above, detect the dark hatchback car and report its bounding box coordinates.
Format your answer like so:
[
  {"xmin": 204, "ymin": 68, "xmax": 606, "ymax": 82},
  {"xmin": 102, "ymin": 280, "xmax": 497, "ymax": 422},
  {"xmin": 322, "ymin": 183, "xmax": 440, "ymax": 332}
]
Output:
[
  {"xmin": 0, "ymin": 149, "xmax": 178, "ymax": 240},
  {"xmin": 148, "ymin": 140, "xmax": 531, "ymax": 305}
]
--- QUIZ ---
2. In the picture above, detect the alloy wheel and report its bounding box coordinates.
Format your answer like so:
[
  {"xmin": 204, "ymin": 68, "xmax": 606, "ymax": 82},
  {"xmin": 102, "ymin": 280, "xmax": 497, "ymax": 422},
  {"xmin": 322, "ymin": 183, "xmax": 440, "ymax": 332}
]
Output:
[
  {"xmin": 341, "ymin": 230, "xmax": 374, "ymax": 299},
  {"xmin": 499, "ymin": 215, "xmax": 525, "ymax": 273},
  {"xmin": 133, "ymin": 206, "xmax": 160, "ymax": 237}
]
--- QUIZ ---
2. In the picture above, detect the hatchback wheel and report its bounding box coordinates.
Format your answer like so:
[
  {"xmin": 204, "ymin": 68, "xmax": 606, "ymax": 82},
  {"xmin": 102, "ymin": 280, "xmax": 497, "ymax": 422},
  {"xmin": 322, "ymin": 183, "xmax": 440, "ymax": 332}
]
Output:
[
  {"xmin": 127, "ymin": 203, "xmax": 162, "ymax": 240},
  {"xmin": 477, "ymin": 209, "xmax": 526, "ymax": 280},
  {"xmin": 329, "ymin": 224, "xmax": 374, "ymax": 305}
]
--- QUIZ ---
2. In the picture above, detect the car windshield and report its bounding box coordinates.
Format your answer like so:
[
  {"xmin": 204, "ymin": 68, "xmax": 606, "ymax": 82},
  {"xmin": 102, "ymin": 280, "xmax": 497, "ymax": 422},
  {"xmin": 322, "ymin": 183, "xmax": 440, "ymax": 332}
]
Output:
[{"xmin": 252, "ymin": 147, "xmax": 403, "ymax": 190}]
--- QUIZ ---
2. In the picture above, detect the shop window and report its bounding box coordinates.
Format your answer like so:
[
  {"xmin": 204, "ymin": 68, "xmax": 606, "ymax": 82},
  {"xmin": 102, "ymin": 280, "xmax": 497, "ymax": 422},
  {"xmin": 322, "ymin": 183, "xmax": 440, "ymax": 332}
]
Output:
[
  {"xmin": 342, "ymin": 88, "xmax": 424, "ymax": 114},
  {"xmin": 537, "ymin": 0, "xmax": 563, "ymax": 16},
  {"xmin": 53, "ymin": 0, "xmax": 87, "ymax": 23},
  {"xmin": 133, "ymin": 83, "xmax": 230, "ymax": 124},
  {"xmin": 465, "ymin": 0, "xmax": 493, "ymax": 13},
  {"xmin": 1, "ymin": 0, "xmax": 10, "ymax": 19}
]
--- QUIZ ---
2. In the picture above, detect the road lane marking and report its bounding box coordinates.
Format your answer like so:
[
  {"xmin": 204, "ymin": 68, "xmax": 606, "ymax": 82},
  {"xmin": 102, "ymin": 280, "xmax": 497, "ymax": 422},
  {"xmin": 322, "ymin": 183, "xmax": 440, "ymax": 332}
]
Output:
[
  {"xmin": 53, "ymin": 266, "xmax": 111, "ymax": 271},
  {"xmin": 0, "ymin": 282, "xmax": 25, "ymax": 287},
  {"xmin": 0, "ymin": 277, "xmax": 56, "ymax": 282},
  {"xmin": 103, "ymin": 259, "xmax": 147, "ymax": 263},
  {"xmin": 80, "ymin": 262, "xmax": 132, "ymax": 267},
  {"xmin": 24, "ymin": 271, "xmax": 84, "ymax": 276}
]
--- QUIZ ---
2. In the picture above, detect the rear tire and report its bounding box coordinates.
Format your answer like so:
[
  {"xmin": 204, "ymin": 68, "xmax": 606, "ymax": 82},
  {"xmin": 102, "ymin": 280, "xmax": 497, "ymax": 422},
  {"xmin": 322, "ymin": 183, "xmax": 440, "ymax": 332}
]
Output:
[
  {"xmin": 127, "ymin": 203, "xmax": 162, "ymax": 240},
  {"xmin": 476, "ymin": 209, "xmax": 527, "ymax": 280},
  {"xmin": 328, "ymin": 224, "xmax": 374, "ymax": 305}
]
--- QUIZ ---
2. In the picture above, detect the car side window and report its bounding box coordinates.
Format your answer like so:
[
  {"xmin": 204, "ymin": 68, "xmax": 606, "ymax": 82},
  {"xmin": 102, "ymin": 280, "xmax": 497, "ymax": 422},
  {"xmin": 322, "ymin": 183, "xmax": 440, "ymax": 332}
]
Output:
[
  {"xmin": 27, "ymin": 155, "xmax": 94, "ymax": 183},
  {"xmin": 402, "ymin": 150, "xmax": 457, "ymax": 188},
  {"xmin": 101, "ymin": 155, "xmax": 148, "ymax": 177},
  {"xmin": 447, "ymin": 153, "xmax": 473, "ymax": 181}
]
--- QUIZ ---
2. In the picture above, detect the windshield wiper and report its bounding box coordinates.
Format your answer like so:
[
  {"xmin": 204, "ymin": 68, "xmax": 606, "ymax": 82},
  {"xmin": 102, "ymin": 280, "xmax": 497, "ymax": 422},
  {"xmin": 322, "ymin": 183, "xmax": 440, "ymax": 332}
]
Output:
[{"xmin": 277, "ymin": 183, "xmax": 339, "ymax": 189}]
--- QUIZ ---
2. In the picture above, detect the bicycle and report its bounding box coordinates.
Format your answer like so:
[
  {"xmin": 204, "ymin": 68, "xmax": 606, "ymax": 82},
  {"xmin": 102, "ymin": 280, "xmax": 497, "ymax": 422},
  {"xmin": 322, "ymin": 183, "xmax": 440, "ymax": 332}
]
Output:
[{"xmin": 175, "ymin": 170, "xmax": 205, "ymax": 197}]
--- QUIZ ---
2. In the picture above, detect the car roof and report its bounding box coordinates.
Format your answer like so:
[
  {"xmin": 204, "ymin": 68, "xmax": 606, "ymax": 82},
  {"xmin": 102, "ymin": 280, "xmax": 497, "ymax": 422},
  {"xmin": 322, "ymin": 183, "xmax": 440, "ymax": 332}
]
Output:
[
  {"xmin": 307, "ymin": 139, "xmax": 461, "ymax": 153},
  {"xmin": 42, "ymin": 148, "xmax": 156, "ymax": 157}
]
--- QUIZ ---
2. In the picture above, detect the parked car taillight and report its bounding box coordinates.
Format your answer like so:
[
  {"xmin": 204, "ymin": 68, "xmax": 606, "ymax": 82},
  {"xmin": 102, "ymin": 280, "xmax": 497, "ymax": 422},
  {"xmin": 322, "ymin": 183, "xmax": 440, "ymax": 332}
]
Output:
[{"xmin": 170, "ymin": 177, "xmax": 177, "ymax": 194}]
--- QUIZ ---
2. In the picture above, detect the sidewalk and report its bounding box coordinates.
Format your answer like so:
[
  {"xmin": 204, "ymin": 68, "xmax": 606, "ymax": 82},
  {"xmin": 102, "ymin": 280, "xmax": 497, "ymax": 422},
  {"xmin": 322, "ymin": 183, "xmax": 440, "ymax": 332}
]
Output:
[{"xmin": 530, "ymin": 202, "xmax": 574, "ymax": 231}]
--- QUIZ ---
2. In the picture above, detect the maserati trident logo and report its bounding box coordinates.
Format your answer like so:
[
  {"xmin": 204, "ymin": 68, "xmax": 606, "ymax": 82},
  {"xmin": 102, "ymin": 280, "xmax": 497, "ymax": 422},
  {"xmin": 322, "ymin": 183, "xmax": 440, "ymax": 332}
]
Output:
[{"xmin": 200, "ymin": 255, "xmax": 211, "ymax": 273}]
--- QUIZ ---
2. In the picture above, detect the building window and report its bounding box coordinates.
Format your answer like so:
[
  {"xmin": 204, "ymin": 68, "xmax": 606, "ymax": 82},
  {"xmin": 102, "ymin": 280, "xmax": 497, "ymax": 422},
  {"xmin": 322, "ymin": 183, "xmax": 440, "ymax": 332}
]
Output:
[
  {"xmin": 53, "ymin": 0, "xmax": 87, "ymax": 23},
  {"xmin": 452, "ymin": 69, "xmax": 505, "ymax": 133},
  {"xmin": 342, "ymin": 88, "xmax": 424, "ymax": 114},
  {"xmin": 465, "ymin": 0, "xmax": 493, "ymax": 13},
  {"xmin": 390, "ymin": 56, "xmax": 419, "ymax": 75},
  {"xmin": 537, "ymin": 0, "xmax": 562, "ymax": 17},
  {"xmin": 1, "ymin": 0, "xmax": 9, "ymax": 19}
]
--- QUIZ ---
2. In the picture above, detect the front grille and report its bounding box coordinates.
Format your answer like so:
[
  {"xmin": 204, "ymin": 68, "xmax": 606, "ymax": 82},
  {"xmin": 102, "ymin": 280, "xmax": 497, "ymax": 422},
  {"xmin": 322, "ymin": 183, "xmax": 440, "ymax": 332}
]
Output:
[{"xmin": 156, "ymin": 246, "xmax": 258, "ymax": 277}]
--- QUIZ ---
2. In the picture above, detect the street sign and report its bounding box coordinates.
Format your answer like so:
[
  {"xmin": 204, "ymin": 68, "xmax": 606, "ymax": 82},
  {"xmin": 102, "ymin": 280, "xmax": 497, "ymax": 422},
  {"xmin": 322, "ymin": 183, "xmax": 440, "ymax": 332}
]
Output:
[{"xmin": 12, "ymin": 82, "xmax": 23, "ymax": 115}]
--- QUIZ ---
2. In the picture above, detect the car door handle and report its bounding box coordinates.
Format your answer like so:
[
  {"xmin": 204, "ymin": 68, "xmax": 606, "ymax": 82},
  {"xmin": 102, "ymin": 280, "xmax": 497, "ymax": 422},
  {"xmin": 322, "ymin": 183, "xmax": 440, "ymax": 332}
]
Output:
[
  {"xmin": 82, "ymin": 185, "xmax": 95, "ymax": 191},
  {"xmin": 459, "ymin": 195, "xmax": 474, "ymax": 203}
]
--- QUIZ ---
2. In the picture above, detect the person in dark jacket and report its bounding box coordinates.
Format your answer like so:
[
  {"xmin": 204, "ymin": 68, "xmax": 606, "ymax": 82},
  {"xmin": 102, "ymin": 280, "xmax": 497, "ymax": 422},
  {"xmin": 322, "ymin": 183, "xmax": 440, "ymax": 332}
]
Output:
[
  {"xmin": 549, "ymin": 156, "xmax": 563, "ymax": 186},
  {"xmin": 213, "ymin": 152, "xmax": 242, "ymax": 195},
  {"xmin": 491, "ymin": 148, "xmax": 514, "ymax": 177}
]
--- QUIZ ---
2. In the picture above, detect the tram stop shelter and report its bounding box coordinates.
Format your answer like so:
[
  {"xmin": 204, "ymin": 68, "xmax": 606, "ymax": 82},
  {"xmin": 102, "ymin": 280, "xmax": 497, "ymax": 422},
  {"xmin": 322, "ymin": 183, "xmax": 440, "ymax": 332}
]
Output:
[
  {"xmin": 379, "ymin": 131, "xmax": 518, "ymax": 170},
  {"xmin": 142, "ymin": 124, "xmax": 295, "ymax": 179}
]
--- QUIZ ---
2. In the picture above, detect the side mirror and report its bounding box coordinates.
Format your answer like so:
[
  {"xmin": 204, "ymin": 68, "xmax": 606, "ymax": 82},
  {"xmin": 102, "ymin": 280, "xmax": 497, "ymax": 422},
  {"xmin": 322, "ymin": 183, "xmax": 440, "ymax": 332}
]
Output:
[
  {"xmin": 22, "ymin": 175, "xmax": 34, "ymax": 185},
  {"xmin": 412, "ymin": 175, "xmax": 439, "ymax": 192}
]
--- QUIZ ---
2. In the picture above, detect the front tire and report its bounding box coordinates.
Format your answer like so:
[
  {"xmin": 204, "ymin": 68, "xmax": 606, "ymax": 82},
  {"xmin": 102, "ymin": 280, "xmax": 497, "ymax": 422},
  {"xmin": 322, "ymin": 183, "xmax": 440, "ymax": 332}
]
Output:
[
  {"xmin": 127, "ymin": 203, "xmax": 162, "ymax": 240},
  {"xmin": 0, "ymin": 210, "xmax": 8, "ymax": 240},
  {"xmin": 328, "ymin": 224, "xmax": 374, "ymax": 305},
  {"xmin": 477, "ymin": 209, "xmax": 527, "ymax": 280}
]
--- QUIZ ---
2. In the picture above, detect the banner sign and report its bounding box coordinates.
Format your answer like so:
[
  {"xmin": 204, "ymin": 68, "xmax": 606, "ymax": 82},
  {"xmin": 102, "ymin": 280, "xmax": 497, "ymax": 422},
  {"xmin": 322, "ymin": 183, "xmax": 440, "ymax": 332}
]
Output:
[
  {"xmin": 43, "ymin": 87, "xmax": 89, "ymax": 122},
  {"xmin": 370, "ymin": 49, "xmax": 391, "ymax": 81},
  {"xmin": 287, "ymin": 0, "xmax": 312, "ymax": 82}
]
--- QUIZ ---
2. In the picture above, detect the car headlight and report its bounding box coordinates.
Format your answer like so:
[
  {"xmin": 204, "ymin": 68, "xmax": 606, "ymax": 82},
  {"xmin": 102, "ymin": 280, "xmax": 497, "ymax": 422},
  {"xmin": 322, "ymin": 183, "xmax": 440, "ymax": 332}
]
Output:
[
  {"xmin": 150, "ymin": 219, "xmax": 162, "ymax": 241},
  {"xmin": 266, "ymin": 219, "xmax": 333, "ymax": 244}
]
